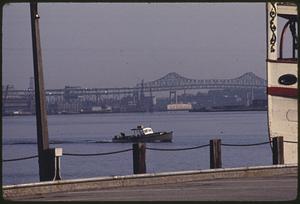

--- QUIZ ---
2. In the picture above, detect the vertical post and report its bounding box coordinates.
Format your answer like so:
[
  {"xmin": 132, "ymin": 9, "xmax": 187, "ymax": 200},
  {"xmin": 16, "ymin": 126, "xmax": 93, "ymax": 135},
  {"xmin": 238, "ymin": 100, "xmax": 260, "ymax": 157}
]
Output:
[
  {"xmin": 53, "ymin": 148, "xmax": 63, "ymax": 180},
  {"xmin": 272, "ymin": 136, "xmax": 284, "ymax": 164},
  {"xmin": 210, "ymin": 139, "xmax": 222, "ymax": 169},
  {"xmin": 132, "ymin": 143, "xmax": 146, "ymax": 174},
  {"xmin": 30, "ymin": 2, "xmax": 56, "ymax": 181}
]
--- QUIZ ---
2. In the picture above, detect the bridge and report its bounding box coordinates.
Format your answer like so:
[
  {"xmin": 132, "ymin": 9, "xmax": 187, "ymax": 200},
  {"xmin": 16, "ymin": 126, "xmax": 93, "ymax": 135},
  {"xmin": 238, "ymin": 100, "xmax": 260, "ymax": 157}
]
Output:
[
  {"xmin": 3, "ymin": 72, "xmax": 266, "ymax": 96},
  {"xmin": 136, "ymin": 72, "xmax": 266, "ymax": 92},
  {"xmin": 2, "ymin": 72, "xmax": 266, "ymax": 114},
  {"xmin": 49, "ymin": 72, "xmax": 266, "ymax": 96}
]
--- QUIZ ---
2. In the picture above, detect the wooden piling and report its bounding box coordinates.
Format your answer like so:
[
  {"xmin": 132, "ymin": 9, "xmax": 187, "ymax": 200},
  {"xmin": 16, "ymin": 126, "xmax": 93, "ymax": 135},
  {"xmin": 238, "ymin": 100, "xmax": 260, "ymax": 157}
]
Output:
[
  {"xmin": 272, "ymin": 136, "xmax": 284, "ymax": 164},
  {"xmin": 133, "ymin": 143, "xmax": 146, "ymax": 174},
  {"xmin": 30, "ymin": 2, "xmax": 64, "ymax": 181},
  {"xmin": 210, "ymin": 139, "xmax": 222, "ymax": 169}
]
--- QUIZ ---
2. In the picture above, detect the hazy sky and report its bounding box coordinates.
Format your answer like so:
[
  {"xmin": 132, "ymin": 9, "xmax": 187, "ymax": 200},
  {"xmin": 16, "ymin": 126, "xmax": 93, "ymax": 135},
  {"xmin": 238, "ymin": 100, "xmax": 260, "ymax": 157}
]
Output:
[{"xmin": 2, "ymin": 3, "xmax": 266, "ymax": 89}]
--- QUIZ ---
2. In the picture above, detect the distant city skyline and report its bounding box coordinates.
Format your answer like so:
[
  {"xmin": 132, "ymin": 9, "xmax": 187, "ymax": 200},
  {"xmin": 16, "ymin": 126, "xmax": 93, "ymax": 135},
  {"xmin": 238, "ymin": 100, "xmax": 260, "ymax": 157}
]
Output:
[{"xmin": 2, "ymin": 3, "xmax": 266, "ymax": 89}]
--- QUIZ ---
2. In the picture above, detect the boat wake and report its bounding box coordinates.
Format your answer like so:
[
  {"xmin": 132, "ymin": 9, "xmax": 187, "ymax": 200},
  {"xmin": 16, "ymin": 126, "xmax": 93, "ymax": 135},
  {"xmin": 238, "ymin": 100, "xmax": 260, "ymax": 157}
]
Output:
[{"xmin": 3, "ymin": 139, "xmax": 114, "ymax": 145}]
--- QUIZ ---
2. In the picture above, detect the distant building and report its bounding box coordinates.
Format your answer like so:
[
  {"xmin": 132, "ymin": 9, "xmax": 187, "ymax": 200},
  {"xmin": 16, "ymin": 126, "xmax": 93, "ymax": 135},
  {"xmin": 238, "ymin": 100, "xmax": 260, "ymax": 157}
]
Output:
[{"xmin": 167, "ymin": 103, "xmax": 192, "ymax": 111}]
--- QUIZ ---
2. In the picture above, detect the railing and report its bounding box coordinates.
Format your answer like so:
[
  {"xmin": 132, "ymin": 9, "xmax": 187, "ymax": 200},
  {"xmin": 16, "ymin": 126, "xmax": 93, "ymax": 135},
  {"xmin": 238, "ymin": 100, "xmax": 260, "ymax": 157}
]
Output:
[{"xmin": 2, "ymin": 137, "xmax": 297, "ymax": 180}]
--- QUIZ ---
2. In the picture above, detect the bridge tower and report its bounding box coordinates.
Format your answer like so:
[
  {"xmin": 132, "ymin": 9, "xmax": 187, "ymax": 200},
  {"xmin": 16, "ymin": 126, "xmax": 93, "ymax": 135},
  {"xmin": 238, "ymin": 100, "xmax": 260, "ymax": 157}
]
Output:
[
  {"xmin": 139, "ymin": 80, "xmax": 145, "ymax": 111},
  {"xmin": 26, "ymin": 77, "xmax": 35, "ymax": 113},
  {"xmin": 149, "ymin": 88, "xmax": 154, "ymax": 112},
  {"xmin": 169, "ymin": 90, "xmax": 177, "ymax": 104}
]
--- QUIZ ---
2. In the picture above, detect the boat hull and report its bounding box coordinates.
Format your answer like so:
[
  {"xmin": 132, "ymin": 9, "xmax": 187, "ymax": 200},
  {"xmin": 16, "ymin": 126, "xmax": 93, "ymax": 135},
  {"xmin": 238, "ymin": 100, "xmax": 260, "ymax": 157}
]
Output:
[
  {"xmin": 266, "ymin": 2, "xmax": 298, "ymax": 164},
  {"xmin": 112, "ymin": 132, "xmax": 173, "ymax": 143}
]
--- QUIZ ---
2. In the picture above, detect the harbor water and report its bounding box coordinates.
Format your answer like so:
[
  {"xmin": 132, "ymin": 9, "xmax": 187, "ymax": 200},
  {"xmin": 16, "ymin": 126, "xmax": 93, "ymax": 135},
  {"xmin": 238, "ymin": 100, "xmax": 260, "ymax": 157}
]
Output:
[{"xmin": 2, "ymin": 111, "xmax": 272, "ymax": 185}]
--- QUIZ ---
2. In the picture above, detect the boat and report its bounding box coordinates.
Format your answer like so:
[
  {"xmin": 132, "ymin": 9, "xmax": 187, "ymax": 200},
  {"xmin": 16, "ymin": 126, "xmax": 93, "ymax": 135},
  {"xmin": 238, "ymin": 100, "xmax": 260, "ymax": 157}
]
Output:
[
  {"xmin": 112, "ymin": 125, "xmax": 172, "ymax": 143},
  {"xmin": 266, "ymin": 2, "xmax": 298, "ymax": 164}
]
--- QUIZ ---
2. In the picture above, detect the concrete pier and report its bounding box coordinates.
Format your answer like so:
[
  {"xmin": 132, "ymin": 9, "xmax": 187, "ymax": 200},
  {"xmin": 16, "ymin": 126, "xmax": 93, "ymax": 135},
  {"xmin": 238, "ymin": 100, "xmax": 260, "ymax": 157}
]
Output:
[{"xmin": 3, "ymin": 164, "xmax": 298, "ymax": 201}]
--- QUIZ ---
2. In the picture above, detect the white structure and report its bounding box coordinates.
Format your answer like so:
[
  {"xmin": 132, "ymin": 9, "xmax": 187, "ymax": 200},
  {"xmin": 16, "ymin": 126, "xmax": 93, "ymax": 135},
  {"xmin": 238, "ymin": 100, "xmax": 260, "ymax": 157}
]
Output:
[
  {"xmin": 266, "ymin": 2, "xmax": 298, "ymax": 164},
  {"xmin": 167, "ymin": 103, "xmax": 192, "ymax": 111}
]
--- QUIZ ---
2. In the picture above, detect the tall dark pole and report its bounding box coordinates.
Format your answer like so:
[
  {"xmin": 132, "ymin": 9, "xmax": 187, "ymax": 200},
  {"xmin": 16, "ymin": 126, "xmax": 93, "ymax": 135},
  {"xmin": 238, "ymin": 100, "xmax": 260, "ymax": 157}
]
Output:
[{"xmin": 30, "ymin": 2, "xmax": 52, "ymax": 181}]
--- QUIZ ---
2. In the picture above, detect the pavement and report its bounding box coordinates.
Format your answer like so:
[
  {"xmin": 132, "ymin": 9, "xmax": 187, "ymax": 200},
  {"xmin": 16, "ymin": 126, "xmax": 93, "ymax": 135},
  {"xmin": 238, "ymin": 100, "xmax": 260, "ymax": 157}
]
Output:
[{"xmin": 8, "ymin": 172, "xmax": 298, "ymax": 201}]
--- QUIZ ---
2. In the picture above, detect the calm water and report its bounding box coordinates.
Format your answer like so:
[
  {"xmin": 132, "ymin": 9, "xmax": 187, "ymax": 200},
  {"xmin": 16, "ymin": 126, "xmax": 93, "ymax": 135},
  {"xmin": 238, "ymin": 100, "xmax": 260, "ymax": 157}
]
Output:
[{"xmin": 2, "ymin": 111, "xmax": 272, "ymax": 185}]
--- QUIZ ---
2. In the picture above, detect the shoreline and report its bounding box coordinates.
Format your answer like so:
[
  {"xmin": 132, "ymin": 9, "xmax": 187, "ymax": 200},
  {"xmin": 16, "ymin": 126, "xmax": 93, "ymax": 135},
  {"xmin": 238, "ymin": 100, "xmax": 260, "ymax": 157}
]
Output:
[{"xmin": 2, "ymin": 109, "xmax": 267, "ymax": 117}]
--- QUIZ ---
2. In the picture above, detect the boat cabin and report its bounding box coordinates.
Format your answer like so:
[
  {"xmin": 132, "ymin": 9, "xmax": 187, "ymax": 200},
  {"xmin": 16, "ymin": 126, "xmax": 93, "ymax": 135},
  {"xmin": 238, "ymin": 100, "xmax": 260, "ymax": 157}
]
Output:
[{"xmin": 131, "ymin": 125, "xmax": 154, "ymax": 136}]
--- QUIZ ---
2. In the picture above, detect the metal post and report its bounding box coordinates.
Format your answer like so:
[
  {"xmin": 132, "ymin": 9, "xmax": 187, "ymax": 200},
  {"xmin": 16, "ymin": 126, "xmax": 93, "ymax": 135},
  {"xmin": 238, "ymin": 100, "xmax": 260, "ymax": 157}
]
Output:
[
  {"xmin": 132, "ymin": 143, "xmax": 146, "ymax": 174},
  {"xmin": 53, "ymin": 148, "xmax": 63, "ymax": 180},
  {"xmin": 30, "ymin": 2, "xmax": 58, "ymax": 181},
  {"xmin": 210, "ymin": 139, "xmax": 222, "ymax": 169},
  {"xmin": 272, "ymin": 136, "xmax": 284, "ymax": 164}
]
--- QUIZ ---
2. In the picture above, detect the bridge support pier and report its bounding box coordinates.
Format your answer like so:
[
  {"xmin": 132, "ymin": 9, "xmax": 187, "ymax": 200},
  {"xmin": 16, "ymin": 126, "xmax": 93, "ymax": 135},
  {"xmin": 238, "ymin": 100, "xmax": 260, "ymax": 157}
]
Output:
[{"xmin": 169, "ymin": 90, "xmax": 177, "ymax": 104}]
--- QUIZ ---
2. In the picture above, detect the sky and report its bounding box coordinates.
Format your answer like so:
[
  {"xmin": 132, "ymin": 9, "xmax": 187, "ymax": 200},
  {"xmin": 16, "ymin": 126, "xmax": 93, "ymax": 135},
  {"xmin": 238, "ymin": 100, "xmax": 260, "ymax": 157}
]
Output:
[{"xmin": 2, "ymin": 2, "xmax": 266, "ymax": 89}]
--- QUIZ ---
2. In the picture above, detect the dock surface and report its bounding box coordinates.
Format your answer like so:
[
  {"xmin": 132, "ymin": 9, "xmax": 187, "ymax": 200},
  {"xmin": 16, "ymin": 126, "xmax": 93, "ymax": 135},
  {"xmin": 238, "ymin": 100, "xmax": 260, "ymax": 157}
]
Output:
[
  {"xmin": 3, "ymin": 165, "xmax": 298, "ymax": 201},
  {"xmin": 15, "ymin": 172, "xmax": 297, "ymax": 201}
]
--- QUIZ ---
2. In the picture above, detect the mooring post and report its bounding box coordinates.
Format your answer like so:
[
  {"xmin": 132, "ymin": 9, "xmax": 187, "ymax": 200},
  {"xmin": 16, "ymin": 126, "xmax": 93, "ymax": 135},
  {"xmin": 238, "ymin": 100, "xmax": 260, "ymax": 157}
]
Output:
[
  {"xmin": 272, "ymin": 136, "xmax": 284, "ymax": 164},
  {"xmin": 132, "ymin": 143, "xmax": 146, "ymax": 174},
  {"xmin": 210, "ymin": 139, "xmax": 222, "ymax": 169},
  {"xmin": 30, "ymin": 2, "xmax": 62, "ymax": 181}
]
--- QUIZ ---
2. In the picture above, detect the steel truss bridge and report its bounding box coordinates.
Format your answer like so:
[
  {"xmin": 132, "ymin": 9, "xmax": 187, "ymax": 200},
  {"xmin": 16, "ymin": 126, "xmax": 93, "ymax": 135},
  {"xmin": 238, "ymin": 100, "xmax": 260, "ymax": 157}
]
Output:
[
  {"xmin": 4, "ymin": 72, "xmax": 266, "ymax": 98},
  {"xmin": 137, "ymin": 72, "xmax": 266, "ymax": 91},
  {"xmin": 2, "ymin": 72, "xmax": 266, "ymax": 113}
]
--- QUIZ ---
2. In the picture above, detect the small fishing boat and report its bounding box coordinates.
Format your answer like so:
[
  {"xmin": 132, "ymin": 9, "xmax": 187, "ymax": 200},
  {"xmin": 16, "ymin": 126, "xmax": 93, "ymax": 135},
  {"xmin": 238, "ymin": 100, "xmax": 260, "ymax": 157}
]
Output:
[{"xmin": 112, "ymin": 125, "xmax": 172, "ymax": 143}]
